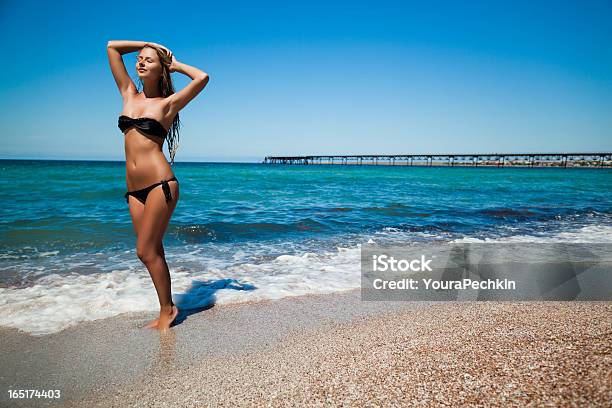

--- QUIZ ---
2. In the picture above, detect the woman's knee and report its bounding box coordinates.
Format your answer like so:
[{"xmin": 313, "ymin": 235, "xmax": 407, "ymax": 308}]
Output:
[{"xmin": 136, "ymin": 242, "xmax": 162, "ymax": 264}]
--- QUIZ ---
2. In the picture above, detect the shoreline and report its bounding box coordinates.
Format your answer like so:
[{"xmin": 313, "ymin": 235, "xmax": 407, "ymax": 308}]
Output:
[{"xmin": 1, "ymin": 289, "xmax": 610, "ymax": 407}]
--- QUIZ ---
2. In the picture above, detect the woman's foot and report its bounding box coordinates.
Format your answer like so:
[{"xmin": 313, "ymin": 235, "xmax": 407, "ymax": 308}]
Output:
[
  {"xmin": 157, "ymin": 305, "xmax": 179, "ymax": 332},
  {"xmin": 144, "ymin": 305, "xmax": 179, "ymax": 330},
  {"xmin": 144, "ymin": 318, "xmax": 159, "ymax": 329}
]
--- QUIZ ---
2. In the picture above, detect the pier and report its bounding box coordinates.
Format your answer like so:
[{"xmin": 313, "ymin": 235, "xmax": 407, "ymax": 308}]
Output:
[{"xmin": 263, "ymin": 153, "xmax": 612, "ymax": 168}]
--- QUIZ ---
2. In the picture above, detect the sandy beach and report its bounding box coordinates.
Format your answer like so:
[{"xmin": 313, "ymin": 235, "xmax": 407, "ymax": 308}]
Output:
[{"xmin": 1, "ymin": 289, "xmax": 610, "ymax": 407}]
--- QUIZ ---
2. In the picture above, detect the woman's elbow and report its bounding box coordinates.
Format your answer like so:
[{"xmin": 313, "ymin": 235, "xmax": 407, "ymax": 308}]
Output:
[{"xmin": 198, "ymin": 73, "xmax": 210, "ymax": 88}]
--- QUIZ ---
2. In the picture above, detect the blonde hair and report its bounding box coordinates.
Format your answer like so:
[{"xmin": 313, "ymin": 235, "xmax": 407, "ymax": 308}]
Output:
[{"xmin": 137, "ymin": 44, "xmax": 181, "ymax": 165}]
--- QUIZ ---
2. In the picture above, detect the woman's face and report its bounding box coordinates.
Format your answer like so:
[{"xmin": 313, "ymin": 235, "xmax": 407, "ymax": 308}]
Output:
[{"xmin": 136, "ymin": 47, "xmax": 162, "ymax": 80}]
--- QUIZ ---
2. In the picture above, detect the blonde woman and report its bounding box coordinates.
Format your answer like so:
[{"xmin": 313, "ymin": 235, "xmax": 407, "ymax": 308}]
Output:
[{"xmin": 107, "ymin": 40, "xmax": 209, "ymax": 331}]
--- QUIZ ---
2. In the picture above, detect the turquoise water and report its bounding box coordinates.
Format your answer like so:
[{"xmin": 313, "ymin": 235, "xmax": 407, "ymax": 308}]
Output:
[
  {"xmin": 1, "ymin": 159, "xmax": 611, "ymax": 334},
  {"xmin": 2, "ymin": 160, "xmax": 612, "ymax": 284}
]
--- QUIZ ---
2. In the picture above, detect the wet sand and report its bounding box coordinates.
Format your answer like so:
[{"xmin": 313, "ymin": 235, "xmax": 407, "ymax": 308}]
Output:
[{"xmin": 1, "ymin": 290, "xmax": 610, "ymax": 407}]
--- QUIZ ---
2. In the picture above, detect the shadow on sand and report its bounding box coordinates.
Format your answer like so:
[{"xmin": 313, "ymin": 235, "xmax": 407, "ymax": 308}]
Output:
[{"xmin": 171, "ymin": 278, "xmax": 257, "ymax": 327}]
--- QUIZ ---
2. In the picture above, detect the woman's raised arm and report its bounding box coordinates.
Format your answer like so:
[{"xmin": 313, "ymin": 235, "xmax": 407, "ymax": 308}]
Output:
[
  {"xmin": 107, "ymin": 40, "xmax": 140, "ymax": 97},
  {"xmin": 167, "ymin": 56, "xmax": 210, "ymax": 114},
  {"xmin": 106, "ymin": 40, "xmax": 172, "ymax": 97}
]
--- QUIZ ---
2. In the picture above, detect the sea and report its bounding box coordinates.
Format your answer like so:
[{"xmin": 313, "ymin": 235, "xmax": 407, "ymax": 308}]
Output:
[{"xmin": 1, "ymin": 160, "xmax": 611, "ymax": 335}]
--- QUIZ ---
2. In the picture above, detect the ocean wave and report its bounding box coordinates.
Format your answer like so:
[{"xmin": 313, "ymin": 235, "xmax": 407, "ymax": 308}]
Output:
[
  {"xmin": 479, "ymin": 207, "xmax": 539, "ymax": 218},
  {"xmin": 452, "ymin": 224, "xmax": 612, "ymax": 243},
  {"xmin": 176, "ymin": 218, "xmax": 329, "ymax": 242},
  {"xmin": 362, "ymin": 202, "xmax": 431, "ymax": 217},
  {"xmin": 1, "ymin": 221, "xmax": 611, "ymax": 336},
  {"xmin": 0, "ymin": 244, "xmax": 362, "ymax": 336}
]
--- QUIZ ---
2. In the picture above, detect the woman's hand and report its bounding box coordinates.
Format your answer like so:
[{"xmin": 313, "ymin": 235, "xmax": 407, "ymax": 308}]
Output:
[
  {"xmin": 168, "ymin": 55, "xmax": 179, "ymax": 73},
  {"xmin": 146, "ymin": 42, "xmax": 173, "ymax": 60}
]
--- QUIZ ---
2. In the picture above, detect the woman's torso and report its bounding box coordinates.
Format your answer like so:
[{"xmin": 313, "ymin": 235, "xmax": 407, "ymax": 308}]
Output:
[{"xmin": 121, "ymin": 92, "xmax": 176, "ymax": 190}]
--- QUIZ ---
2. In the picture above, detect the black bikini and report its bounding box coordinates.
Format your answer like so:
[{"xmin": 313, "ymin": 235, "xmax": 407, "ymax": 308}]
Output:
[
  {"xmin": 118, "ymin": 115, "xmax": 179, "ymax": 205},
  {"xmin": 124, "ymin": 176, "xmax": 178, "ymax": 204},
  {"xmin": 118, "ymin": 115, "xmax": 169, "ymax": 139}
]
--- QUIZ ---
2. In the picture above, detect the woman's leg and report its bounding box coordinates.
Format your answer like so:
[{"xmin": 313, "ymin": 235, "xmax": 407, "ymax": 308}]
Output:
[
  {"xmin": 127, "ymin": 195, "xmax": 146, "ymax": 236},
  {"xmin": 136, "ymin": 181, "xmax": 180, "ymax": 331},
  {"xmin": 128, "ymin": 195, "xmax": 159, "ymax": 328}
]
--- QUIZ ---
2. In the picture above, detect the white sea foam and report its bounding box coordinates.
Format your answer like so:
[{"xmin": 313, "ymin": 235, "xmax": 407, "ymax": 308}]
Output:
[
  {"xmin": 1, "ymin": 223, "xmax": 610, "ymax": 336},
  {"xmin": 452, "ymin": 224, "xmax": 612, "ymax": 243},
  {"xmin": 0, "ymin": 244, "xmax": 363, "ymax": 336}
]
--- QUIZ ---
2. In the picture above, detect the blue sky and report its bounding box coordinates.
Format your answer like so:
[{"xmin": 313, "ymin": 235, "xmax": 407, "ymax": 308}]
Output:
[{"xmin": 0, "ymin": 0, "xmax": 610, "ymax": 162}]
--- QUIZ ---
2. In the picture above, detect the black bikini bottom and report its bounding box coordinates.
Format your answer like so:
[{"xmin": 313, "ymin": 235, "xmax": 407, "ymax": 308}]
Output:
[{"xmin": 125, "ymin": 176, "xmax": 178, "ymax": 205}]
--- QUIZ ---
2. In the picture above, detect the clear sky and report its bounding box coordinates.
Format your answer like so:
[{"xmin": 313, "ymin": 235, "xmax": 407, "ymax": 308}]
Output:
[{"xmin": 1, "ymin": 0, "xmax": 610, "ymax": 162}]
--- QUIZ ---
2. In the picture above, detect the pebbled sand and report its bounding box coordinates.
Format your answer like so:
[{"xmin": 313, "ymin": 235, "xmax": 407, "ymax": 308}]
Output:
[
  {"xmin": 76, "ymin": 301, "xmax": 610, "ymax": 407},
  {"xmin": 2, "ymin": 291, "xmax": 610, "ymax": 407}
]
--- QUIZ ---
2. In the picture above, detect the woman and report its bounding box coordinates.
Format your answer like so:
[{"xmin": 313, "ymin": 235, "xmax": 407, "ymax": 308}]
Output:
[{"xmin": 107, "ymin": 40, "xmax": 209, "ymax": 331}]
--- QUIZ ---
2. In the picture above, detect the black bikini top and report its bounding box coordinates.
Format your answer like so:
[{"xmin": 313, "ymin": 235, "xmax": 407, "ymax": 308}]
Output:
[{"xmin": 118, "ymin": 115, "xmax": 168, "ymax": 138}]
